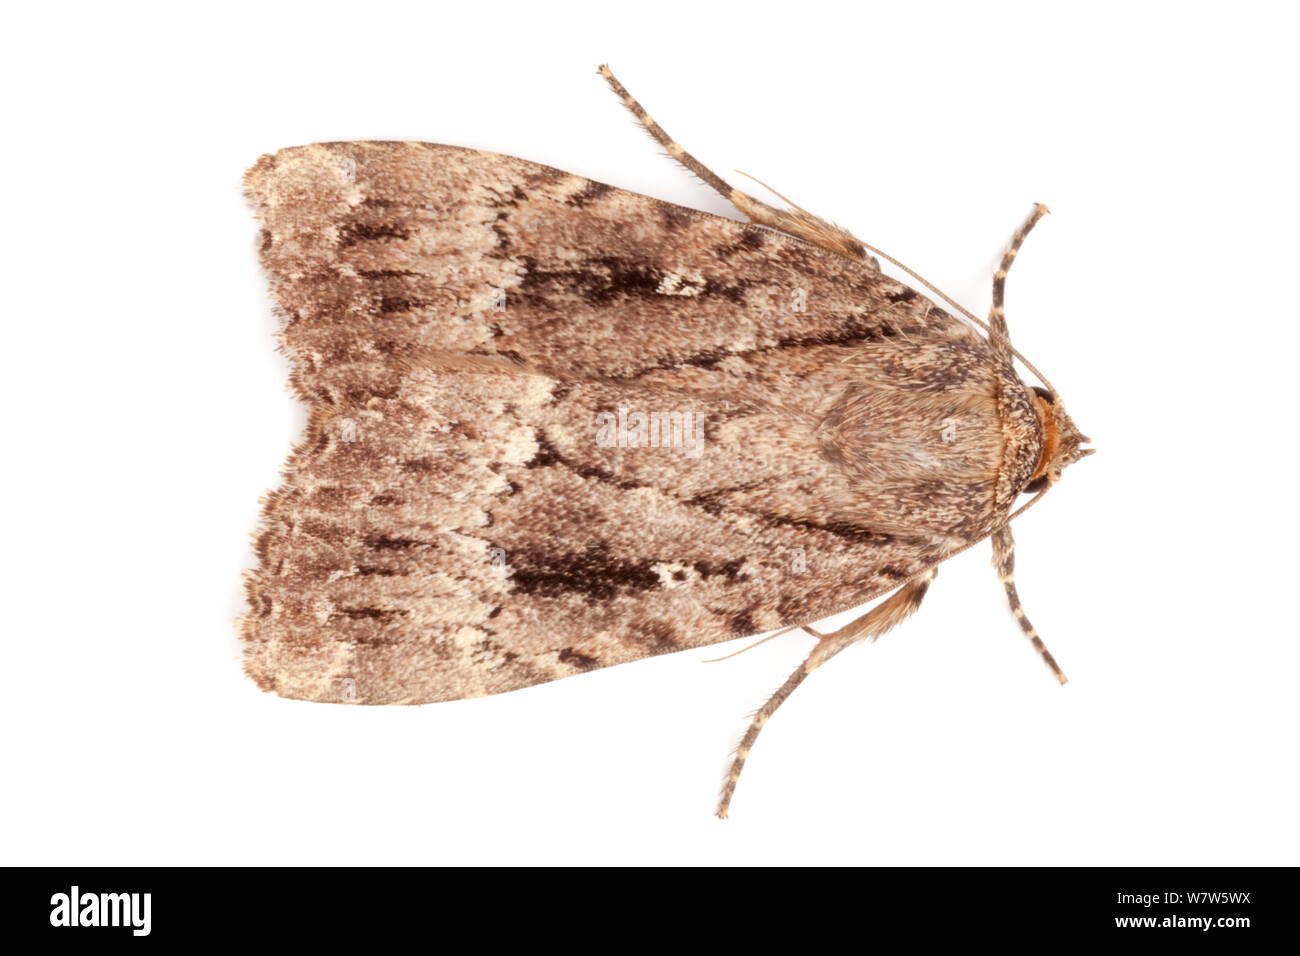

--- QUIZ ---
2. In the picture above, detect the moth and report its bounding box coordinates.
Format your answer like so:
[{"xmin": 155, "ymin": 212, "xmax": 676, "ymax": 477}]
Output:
[{"xmin": 241, "ymin": 66, "xmax": 1092, "ymax": 817}]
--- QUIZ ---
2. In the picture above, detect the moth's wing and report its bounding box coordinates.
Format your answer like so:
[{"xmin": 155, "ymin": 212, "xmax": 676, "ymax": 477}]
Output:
[
  {"xmin": 241, "ymin": 142, "xmax": 1006, "ymax": 704},
  {"xmin": 244, "ymin": 142, "xmax": 988, "ymax": 386}
]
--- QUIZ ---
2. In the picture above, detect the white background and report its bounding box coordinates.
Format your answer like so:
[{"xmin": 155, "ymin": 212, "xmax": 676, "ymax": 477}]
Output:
[{"xmin": 3, "ymin": 1, "xmax": 1296, "ymax": 866}]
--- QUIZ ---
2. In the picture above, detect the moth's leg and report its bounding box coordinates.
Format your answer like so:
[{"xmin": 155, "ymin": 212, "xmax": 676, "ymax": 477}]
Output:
[
  {"xmin": 988, "ymin": 204, "xmax": 1050, "ymax": 355},
  {"xmin": 716, "ymin": 568, "xmax": 937, "ymax": 818},
  {"xmin": 597, "ymin": 65, "xmax": 874, "ymax": 263},
  {"xmin": 992, "ymin": 525, "xmax": 1067, "ymax": 684}
]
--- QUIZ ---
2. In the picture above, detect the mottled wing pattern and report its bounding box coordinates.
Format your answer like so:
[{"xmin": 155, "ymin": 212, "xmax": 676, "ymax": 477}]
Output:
[{"xmin": 240, "ymin": 142, "xmax": 1022, "ymax": 704}]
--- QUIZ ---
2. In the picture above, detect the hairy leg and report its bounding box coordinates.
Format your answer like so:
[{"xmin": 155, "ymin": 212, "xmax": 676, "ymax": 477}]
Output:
[
  {"xmin": 988, "ymin": 203, "xmax": 1049, "ymax": 356},
  {"xmin": 598, "ymin": 65, "xmax": 875, "ymax": 264},
  {"xmin": 716, "ymin": 568, "xmax": 937, "ymax": 818},
  {"xmin": 992, "ymin": 525, "xmax": 1067, "ymax": 683}
]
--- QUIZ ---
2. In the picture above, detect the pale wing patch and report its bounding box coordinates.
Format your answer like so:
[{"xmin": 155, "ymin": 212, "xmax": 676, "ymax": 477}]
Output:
[{"xmin": 655, "ymin": 271, "xmax": 706, "ymax": 296}]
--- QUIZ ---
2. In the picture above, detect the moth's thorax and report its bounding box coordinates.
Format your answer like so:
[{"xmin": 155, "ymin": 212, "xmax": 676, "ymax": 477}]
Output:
[
  {"xmin": 818, "ymin": 384, "xmax": 1002, "ymax": 484},
  {"xmin": 816, "ymin": 358, "xmax": 1042, "ymax": 538},
  {"xmin": 992, "ymin": 362, "xmax": 1048, "ymax": 512}
]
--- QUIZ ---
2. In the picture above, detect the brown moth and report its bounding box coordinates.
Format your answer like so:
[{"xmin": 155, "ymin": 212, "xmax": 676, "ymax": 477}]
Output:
[{"xmin": 240, "ymin": 66, "xmax": 1092, "ymax": 817}]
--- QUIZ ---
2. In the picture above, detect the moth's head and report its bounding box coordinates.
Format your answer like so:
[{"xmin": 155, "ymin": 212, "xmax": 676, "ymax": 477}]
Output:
[{"xmin": 1022, "ymin": 386, "xmax": 1093, "ymax": 494}]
